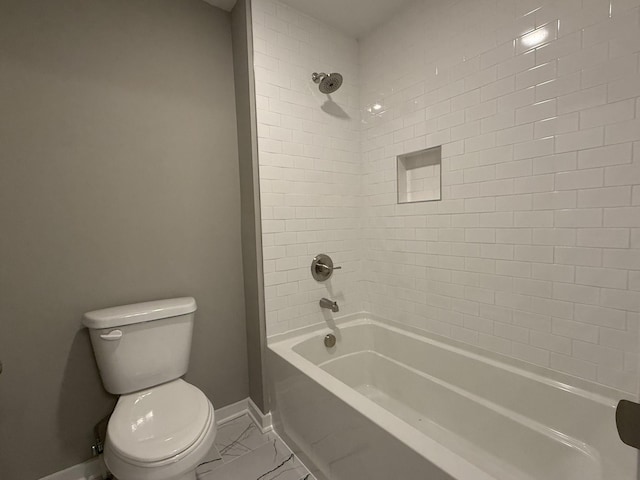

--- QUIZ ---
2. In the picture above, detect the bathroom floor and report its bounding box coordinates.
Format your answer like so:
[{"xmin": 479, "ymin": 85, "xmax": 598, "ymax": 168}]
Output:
[{"xmin": 195, "ymin": 414, "xmax": 316, "ymax": 480}]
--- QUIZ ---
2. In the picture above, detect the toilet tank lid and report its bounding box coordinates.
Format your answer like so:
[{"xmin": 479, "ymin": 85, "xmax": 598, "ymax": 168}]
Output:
[{"xmin": 82, "ymin": 297, "xmax": 197, "ymax": 329}]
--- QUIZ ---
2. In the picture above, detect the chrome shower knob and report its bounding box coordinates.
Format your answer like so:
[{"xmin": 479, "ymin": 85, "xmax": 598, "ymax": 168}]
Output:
[{"xmin": 311, "ymin": 253, "xmax": 341, "ymax": 281}]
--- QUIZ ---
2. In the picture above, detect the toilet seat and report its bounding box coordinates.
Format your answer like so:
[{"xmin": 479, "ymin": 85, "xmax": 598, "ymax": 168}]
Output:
[{"xmin": 107, "ymin": 379, "xmax": 213, "ymax": 466}]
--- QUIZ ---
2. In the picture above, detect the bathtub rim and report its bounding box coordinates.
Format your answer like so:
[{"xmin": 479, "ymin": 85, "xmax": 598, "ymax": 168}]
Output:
[
  {"xmin": 268, "ymin": 314, "xmax": 635, "ymax": 480},
  {"xmin": 268, "ymin": 312, "xmax": 634, "ymax": 405},
  {"xmin": 269, "ymin": 335, "xmax": 495, "ymax": 480}
]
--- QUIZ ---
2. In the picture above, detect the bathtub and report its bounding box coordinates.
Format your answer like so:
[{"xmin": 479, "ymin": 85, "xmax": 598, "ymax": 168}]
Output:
[{"xmin": 267, "ymin": 315, "xmax": 638, "ymax": 480}]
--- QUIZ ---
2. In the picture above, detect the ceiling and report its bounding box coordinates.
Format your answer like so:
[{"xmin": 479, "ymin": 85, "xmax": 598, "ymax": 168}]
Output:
[
  {"xmin": 202, "ymin": 0, "xmax": 237, "ymax": 11},
  {"xmin": 203, "ymin": 0, "xmax": 412, "ymax": 39},
  {"xmin": 280, "ymin": 0, "xmax": 412, "ymax": 38}
]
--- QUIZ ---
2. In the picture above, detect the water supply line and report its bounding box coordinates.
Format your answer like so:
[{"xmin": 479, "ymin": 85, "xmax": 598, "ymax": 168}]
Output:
[{"xmin": 92, "ymin": 413, "xmax": 111, "ymax": 457}]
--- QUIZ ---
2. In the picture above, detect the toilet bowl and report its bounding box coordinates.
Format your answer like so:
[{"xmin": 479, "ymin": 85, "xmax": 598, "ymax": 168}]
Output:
[
  {"xmin": 104, "ymin": 379, "xmax": 217, "ymax": 480},
  {"xmin": 83, "ymin": 298, "xmax": 216, "ymax": 480}
]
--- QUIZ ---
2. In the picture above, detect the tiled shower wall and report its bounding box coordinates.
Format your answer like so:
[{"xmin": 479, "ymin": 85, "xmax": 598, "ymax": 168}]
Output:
[
  {"xmin": 251, "ymin": 0, "xmax": 362, "ymax": 335},
  {"xmin": 360, "ymin": 0, "xmax": 640, "ymax": 393},
  {"xmin": 252, "ymin": 0, "xmax": 640, "ymax": 394}
]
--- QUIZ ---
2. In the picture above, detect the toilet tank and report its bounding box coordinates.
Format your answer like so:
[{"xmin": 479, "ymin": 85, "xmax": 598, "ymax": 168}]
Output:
[{"xmin": 83, "ymin": 298, "xmax": 197, "ymax": 394}]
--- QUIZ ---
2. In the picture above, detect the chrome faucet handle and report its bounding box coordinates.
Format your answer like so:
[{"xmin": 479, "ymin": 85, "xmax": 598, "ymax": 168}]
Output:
[
  {"xmin": 311, "ymin": 253, "xmax": 341, "ymax": 281},
  {"xmin": 316, "ymin": 263, "xmax": 341, "ymax": 271}
]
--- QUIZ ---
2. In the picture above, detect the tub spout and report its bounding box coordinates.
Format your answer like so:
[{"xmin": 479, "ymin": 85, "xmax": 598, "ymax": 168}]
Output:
[{"xmin": 320, "ymin": 298, "xmax": 339, "ymax": 312}]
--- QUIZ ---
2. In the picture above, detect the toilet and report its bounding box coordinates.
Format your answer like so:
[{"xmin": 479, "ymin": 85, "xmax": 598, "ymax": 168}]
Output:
[{"xmin": 83, "ymin": 297, "xmax": 216, "ymax": 480}]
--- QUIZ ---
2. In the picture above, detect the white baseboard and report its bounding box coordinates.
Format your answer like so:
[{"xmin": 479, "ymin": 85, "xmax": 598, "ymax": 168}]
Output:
[
  {"xmin": 248, "ymin": 397, "xmax": 272, "ymax": 433},
  {"xmin": 215, "ymin": 396, "xmax": 272, "ymax": 433},
  {"xmin": 40, "ymin": 397, "xmax": 271, "ymax": 480},
  {"xmin": 39, "ymin": 456, "xmax": 107, "ymax": 480},
  {"xmin": 214, "ymin": 397, "xmax": 251, "ymax": 424}
]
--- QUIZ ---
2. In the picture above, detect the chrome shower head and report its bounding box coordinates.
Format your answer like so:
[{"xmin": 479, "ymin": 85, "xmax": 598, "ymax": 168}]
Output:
[{"xmin": 312, "ymin": 72, "xmax": 343, "ymax": 94}]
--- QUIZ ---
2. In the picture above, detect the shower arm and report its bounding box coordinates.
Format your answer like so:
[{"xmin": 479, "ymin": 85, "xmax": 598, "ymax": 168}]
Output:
[{"xmin": 311, "ymin": 72, "xmax": 326, "ymax": 83}]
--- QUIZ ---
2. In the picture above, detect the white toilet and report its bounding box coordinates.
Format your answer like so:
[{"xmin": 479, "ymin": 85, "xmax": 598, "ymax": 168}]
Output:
[{"xmin": 83, "ymin": 297, "xmax": 217, "ymax": 480}]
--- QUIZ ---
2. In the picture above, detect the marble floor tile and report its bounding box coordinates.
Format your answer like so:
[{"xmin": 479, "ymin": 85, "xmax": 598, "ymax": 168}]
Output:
[
  {"xmin": 195, "ymin": 443, "xmax": 224, "ymax": 476},
  {"xmin": 213, "ymin": 414, "xmax": 276, "ymax": 463},
  {"xmin": 195, "ymin": 413, "xmax": 315, "ymax": 480},
  {"xmin": 198, "ymin": 437, "xmax": 314, "ymax": 480}
]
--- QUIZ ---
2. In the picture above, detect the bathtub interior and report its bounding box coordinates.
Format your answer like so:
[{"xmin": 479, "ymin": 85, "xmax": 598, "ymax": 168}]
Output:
[{"xmin": 282, "ymin": 318, "xmax": 638, "ymax": 480}]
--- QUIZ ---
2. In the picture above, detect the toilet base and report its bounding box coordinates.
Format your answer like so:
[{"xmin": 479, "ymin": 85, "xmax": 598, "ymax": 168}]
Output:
[
  {"xmin": 177, "ymin": 471, "xmax": 197, "ymax": 480},
  {"xmin": 111, "ymin": 472, "xmax": 196, "ymax": 480}
]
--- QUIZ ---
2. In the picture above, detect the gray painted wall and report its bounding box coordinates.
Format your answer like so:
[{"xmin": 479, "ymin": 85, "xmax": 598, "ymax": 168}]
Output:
[
  {"xmin": 231, "ymin": 0, "xmax": 267, "ymax": 413},
  {"xmin": 0, "ymin": 1, "xmax": 248, "ymax": 478}
]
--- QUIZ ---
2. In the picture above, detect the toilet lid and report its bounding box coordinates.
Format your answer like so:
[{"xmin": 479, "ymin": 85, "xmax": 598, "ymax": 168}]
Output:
[{"xmin": 107, "ymin": 379, "xmax": 212, "ymax": 464}]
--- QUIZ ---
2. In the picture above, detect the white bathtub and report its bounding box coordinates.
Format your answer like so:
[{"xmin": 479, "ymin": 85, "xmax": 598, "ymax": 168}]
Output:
[{"xmin": 267, "ymin": 315, "xmax": 638, "ymax": 480}]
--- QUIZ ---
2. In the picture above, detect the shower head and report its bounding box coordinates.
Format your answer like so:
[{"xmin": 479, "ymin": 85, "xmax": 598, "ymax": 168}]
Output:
[{"xmin": 312, "ymin": 72, "xmax": 343, "ymax": 94}]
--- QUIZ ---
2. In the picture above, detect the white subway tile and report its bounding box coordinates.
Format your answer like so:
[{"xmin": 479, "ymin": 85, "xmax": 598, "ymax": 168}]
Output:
[
  {"xmin": 533, "ymin": 191, "xmax": 577, "ymax": 210},
  {"xmin": 573, "ymin": 340, "xmax": 624, "ymax": 369},
  {"xmin": 466, "ymin": 100, "xmax": 498, "ymax": 121},
  {"xmin": 605, "ymin": 163, "xmax": 640, "ymax": 187},
  {"xmin": 578, "ymin": 143, "xmax": 633, "ymax": 169},
  {"xmin": 530, "ymin": 331, "xmax": 572, "ymax": 354},
  {"xmin": 478, "ymin": 332, "xmax": 513, "ymax": 354},
  {"xmin": 481, "ymin": 111, "xmax": 516, "ymax": 134},
  {"xmin": 516, "ymin": 99, "xmax": 557, "ymax": 125},
  {"xmin": 514, "ymin": 277, "xmax": 553, "ymax": 298},
  {"xmin": 604, "ymin": 206, "xmax": 640, "ymax": 227},
  {"xmin": 514, "ymin": 137, "xmax": 555, "ymax": 160},
  {"xmin": 600, "ymin": 328, "xmax": 638, "ymax": 352},
  {"xmin": 512, "ymin": 342, "xmax": 551, "ymax": 366},
  {"xmin": 515, "ymin": 62, "xmax": 557, "ymax": 90},
  {"xmin": 557, "ymin": 85, "xmax": 607, "ymax": 115},
  {"xmin": 535, "ymin": 72, "xmax": 581, "ymax": 102},
  {"xmin": 534, "ymin": 113, "xmax": 579, "ymax": 139},
  {"xmin": 555, "ymin": 169, "xmax": 604, "ymax": 190},
  {"xmin": 584, "ymin": 101, "xmax": 636, "ymax": 132},
  {"xmin": 465, "ymin": 67, "xmax": 498, "ymax": 91},
  {"xmin": 601, "ymin": 287, "xmax": 640, "ymax": 311},
  {"xmin": 513, "ymin": 310, "xmax": 552, "ymax": 332},
  {"xmin": 496, "ymin": 159, "xmax": 533, "ymax": 179},
  {"xmin": 557, "ymin": 41, "xmax": 608, "ymax": 76},
  {"xmin": 532, "ymin": 263, "xmax": 575, "ymax": 283},
  {"xmin": 575, "ymin": 303, "xmax": 627, "ymax": 330},
  {"xmin": 496, "ymin": 193, "xmax": 533, "ymax": 211},
  {"xmin": 553, "ymin": 282, "xmax": 600, "ymax": 305},
  {"xmin": 597, "ymin": 366, "xmax": 638, "ymax": 392},
  {"xmin": 577, "ymin": 228, "xmax": 630, "ymax": 248},
  {"xmin": 515, "ymin": 174, "xmax": 555, "ymax": 193},
  {"xmin": 515, "ymin": 245, "xmax": 555, "ymax": 263},
  {"xmin": 608, "ymin": 73, "xmax": 640, "ymax": 102},
  {"xmin": 605, "ymin": 119, "xmax": 640, "ymax": 145},
  {"xmin": 550, "ymin": 353, "xmax": 597, "ymax": 380},
  {"xmin": 497, "ymin": 50, "xmax": 536, "ymax": 79},
  {"xmin": 496, "ymin": 259, "xmax": 532, "ymax": 276},
  {"xmin": 497, "ymin": 87, "xmax": 536, "ymax": 112},
  {"xmin": 552, "ymin": 318, "xmax": 599, "ymax": 343},
  {"xmin": 532, "ymin": 152, "xmax": 577, "ymax": 174},
  {"xmin": 555, "ymin": 246, "xmax": 603, "ymax": 266},
  {"xmin": 555, "ymin": 127, "xmax": 604, "ymax": 153},
  {"xmin": 536, "ymin": 31, "xmax": 581, "ymax": 65},
  {"xmin": 515, "ymin": 211, "xmax": 555, "ymax": 227},
  {"xmin": 603, "ymin": 248, "xmax": 640, "ymax": 269},
  {"xmin": 576, "ymin": 266, "xmax": 628, "ymax": 289},
  {"xmin": 578, "ymin": 186, "xmax": 632, "ymax": 208},
  {"xmin": 465, "ymin": 132, "xmax": 497, "ymax": 152},
  {"xmin": 532, "ymin": 228, "xmax": 576, "ymax": 245},
  {"xmin": 464, "ymin": 165, "xmax": 496, "ymax": 183}
]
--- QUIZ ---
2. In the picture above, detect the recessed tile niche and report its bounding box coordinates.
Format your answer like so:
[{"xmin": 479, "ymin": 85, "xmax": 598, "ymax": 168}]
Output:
[{"xmin": 397, "ymin": 146, "xmax": 442, "ymax": 203}]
